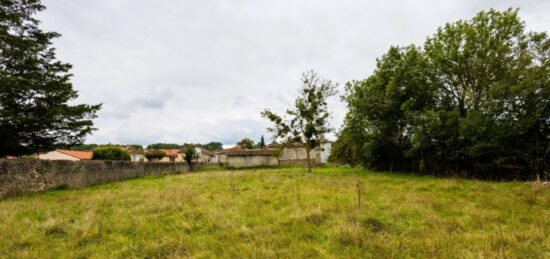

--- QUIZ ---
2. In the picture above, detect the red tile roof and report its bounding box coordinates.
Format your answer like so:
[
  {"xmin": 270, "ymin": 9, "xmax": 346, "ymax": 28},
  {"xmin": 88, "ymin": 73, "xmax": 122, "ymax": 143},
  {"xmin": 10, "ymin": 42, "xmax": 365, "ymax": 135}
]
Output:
[
  {"xmin": 217, "ymin": 146, "xmax": 242, "ymax": 154},
  {"xmin": 57, "ymin": 149, "xmax": 93, "ymax": 160},
  {"xmin": 267, "ymin": 142, "xmax": 305, "ymax": 148}
]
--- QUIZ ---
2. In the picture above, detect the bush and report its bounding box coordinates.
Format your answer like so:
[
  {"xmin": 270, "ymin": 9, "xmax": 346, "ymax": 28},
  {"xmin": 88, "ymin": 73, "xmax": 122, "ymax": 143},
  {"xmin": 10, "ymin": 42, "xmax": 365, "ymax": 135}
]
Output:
[
  {"xmin": 144, "ymin": 150, "xmax": 166, "ymax": 161},
  {"xmin": 92, "ymin": 147, "xmax": 130, "ymax": 161}
]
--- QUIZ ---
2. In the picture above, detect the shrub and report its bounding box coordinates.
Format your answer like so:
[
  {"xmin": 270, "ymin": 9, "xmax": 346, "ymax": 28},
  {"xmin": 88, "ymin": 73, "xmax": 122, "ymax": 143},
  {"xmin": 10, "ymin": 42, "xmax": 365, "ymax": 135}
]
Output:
[
  {"xmin": 145, "ymin": 150, "xmax": 166, "ymax": 161},
  {"xmin": 92, "ymin": 147, "xmax": 130, "ymax": 161}
]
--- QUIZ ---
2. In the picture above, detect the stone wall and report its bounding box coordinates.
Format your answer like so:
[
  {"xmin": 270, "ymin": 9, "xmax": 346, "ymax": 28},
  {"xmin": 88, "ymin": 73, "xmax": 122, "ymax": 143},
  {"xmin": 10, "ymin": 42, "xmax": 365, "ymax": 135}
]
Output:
[
  {"xmin": 0, "ymin": 160, "xmax": 190, "ymax": 198},
  {"xmin": 226, "ymin": 155, "xmax": 280, "ymax": 168}
]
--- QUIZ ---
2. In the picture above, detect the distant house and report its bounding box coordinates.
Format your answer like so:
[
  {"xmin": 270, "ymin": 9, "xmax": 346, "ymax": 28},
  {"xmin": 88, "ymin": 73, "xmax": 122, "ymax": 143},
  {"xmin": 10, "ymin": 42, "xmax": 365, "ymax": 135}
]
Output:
[
  {"xmin": 38, "ymin": 149, "xmax": 93, "ymax": 161},
  {"xmin": 195, "ymin": 147, "xmax": 218, "ymax": 163},
  {"xmin": 129, "ymin": 150, "xmax": 144, "ymax": 162},
  {"xmin": 144, "ymin": 149, "xmax": 184, "ymax": 162},
  {"xmin": 269, "ymin": 141, "xmax": 332, "ymax": 165},
  {"xmin": 217, "ymin": 146, "xmax": 242, "ymax": 164},
  {"xmin": 218, "ymin": 141, "xmax": 332, "ymax": 168}
]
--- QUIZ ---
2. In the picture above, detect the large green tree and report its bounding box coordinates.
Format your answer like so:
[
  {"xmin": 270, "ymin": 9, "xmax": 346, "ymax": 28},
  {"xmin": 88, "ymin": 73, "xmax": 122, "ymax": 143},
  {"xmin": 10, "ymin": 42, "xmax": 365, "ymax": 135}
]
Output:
[
  {"xmin": 416, "ymin": 8, "xmax": 549, "ymax": 177},
  {"xmin": 262, "ymin": 70, "xmax": 337, "ymax": 173},
  {"xmin": 0, "ymin": 0, "xmax": 100, "ymax": 157},
  {"xmin": 333, "ymin": 9, "xmax": 549, "ymax": 179},
  {"xmin": 335, "ymin": 46, "xmax": 434, "ymax": 171}
]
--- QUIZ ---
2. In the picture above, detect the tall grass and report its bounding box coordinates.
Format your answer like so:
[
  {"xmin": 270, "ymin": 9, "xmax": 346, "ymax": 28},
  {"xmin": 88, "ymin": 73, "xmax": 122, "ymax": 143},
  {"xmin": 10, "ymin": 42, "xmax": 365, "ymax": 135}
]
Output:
[{"xmin": 0, "ymin": 167, "xmax": 549, "ymax": 258}]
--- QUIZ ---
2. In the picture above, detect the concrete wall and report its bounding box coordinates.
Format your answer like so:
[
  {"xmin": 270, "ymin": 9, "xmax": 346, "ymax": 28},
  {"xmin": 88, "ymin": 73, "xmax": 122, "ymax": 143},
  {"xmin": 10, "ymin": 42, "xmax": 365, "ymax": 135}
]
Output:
[
  {"xmin": 319, "ymin": 143, "xmax": 332, "ymax": 163},
  {"xmin": 38, "ymin": 151, "xmax": 80, "ymax": 161},
  {"xmin": 0, "ymin": 159, "xmax": 190, "ymax": 198},
  {"xmin": 145, "ymin": 154, "xmax": 184, "ymax": 163},
  {"xmin": 280, "ymin": 147, "xmax": 320, "ymax": 164},
  {"xmin": 226, "ymin": 155, "xmax": 279, "ymax": 168},
  {"xmin": 219, "ymin": 154, "xmax": 227, "ymax": 163}
]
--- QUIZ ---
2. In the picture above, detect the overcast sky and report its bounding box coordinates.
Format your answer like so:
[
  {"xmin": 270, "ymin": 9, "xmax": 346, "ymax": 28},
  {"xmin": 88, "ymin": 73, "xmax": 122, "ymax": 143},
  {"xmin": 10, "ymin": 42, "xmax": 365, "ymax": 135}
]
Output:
[{"xmin": 38, "ymin": 0, "xmax": 549, "ymax": 147}]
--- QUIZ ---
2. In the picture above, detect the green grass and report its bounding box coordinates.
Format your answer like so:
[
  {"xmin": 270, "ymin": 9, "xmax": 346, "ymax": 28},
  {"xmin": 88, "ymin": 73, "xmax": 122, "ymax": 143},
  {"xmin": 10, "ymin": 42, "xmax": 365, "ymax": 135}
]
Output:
[{"xmin": 1, "ymin": 167, "xmax": 549, "ymax": 258}]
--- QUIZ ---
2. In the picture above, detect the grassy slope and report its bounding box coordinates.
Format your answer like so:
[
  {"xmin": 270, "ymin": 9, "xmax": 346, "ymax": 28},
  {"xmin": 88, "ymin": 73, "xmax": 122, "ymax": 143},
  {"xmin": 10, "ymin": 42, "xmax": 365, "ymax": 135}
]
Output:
[{"xmin": 0, "ymin": 167, "xmax": 549, "ymax": 258}]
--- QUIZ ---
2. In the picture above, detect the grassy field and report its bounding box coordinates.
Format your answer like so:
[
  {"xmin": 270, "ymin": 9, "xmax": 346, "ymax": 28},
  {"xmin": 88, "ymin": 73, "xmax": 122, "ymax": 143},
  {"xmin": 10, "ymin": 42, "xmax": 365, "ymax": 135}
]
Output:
[{"xmin": 1, "ymin": 167, "xmax": 549, "ymax": 258}]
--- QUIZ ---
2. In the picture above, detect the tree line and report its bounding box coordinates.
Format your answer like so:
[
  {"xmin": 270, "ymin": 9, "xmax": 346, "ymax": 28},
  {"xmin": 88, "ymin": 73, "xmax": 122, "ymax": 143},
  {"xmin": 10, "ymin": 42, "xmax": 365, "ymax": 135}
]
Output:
[{"xmin": 331, "ymin": 9, "xmax": 549, "ymax": 180}]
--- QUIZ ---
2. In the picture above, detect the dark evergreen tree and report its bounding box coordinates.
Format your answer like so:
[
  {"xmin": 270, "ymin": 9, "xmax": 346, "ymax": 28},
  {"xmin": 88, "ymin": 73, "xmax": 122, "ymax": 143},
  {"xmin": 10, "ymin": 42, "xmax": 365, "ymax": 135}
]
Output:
[
  {"xmin": 0, "ymin": 0, "xmax": 100, "ymax": 157},
  {"xmin": 258, "ymin": 135, "xmax": 266, "ymax": 149}
]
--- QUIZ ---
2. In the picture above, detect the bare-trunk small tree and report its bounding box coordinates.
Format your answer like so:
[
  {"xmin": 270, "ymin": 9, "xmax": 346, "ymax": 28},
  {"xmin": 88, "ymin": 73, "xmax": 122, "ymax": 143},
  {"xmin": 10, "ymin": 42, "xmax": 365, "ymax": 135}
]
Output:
[{"xmin": 262, "ymin": 70, "xmax": 337, "ymax": 173}]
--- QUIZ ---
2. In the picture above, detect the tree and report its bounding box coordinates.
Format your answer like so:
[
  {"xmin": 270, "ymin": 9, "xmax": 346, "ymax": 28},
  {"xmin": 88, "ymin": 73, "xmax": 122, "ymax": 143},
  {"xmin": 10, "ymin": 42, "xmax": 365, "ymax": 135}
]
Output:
[
  {"xmin": 71, "ymin": 144, "xmax": 99, "ymax": 151},
  {"xmin": 144, "ymin": 150, "xmax": 166, "ymax": 161},
  {"xmin": 203, "ymin": 141, "xmax": 223, "ymax": 151},
  {"xmin": 0, "ymin": 0, "xmax": 101, "ymax": 157},
  {"xmin": 257, "ymin": 135, "xmax": 266, "ymax": 149},
  {"xmin": 415, "ymin": 8, "xmax": 549, "ymax": 177},
  {"xmin": 181, "ymin": 146, "xmax": 198, "ymax": 171},
  {"xmin": 146, "ymin": 143, "xmax": 180, "ymax": 149},
  {"xmin": 332, "ymin": 8, "xmax": 549, "ymax": 180},
  {"xmin": 92, "ymin": 146, "xmax": 130, "ymax": 161},
  {"xmin": 334, "ymin": 46, "xmax": 434, "ymax": 171},
  {"xmin": 262, "ymin": 70, "xmax": 337, "ymax": 173},
  {"xmin": 236, "ymin": 138, "xmax": 255, "ymax": 149},
  {"xmin": 125, "ymin": 144, "xmax": 144, "ymax": 152}
]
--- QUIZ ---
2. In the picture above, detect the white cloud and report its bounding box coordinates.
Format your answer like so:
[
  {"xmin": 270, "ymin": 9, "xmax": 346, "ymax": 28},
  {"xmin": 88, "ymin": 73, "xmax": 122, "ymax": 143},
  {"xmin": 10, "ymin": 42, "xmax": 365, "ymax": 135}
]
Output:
[{"xmin": 38, "ymin": 0, "xmax": 550, "ymax": 145}]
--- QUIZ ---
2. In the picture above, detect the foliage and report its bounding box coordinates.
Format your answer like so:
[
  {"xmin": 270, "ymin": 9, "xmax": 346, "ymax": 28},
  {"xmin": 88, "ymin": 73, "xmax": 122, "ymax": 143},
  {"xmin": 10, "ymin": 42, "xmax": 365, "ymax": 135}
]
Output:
[
  {"xmin": 144, "ymin": 150, "xmax": 166, "ymax": 161},
  {"xmin": 257, "ymin": 135, "xmax": 266, "ymax": 149},
  {"xmin": 202, "ymin": 142, "xmax": 223, "ymax": 151},
  {"xmin": 146, "ymin": 143, "xmax": 181, "ymax": 149},
  {"xmin": 181, "ymin": 147, "xmax": 199, "ymax": 171},
  {"xmin": 181, "ymin": 146, "xmax": 198, "ymax": 165},
  {"xmin": 333, "ymin": 9, "xmax": 550, "ymax": 179},
  {"xmin": 262, "ymin": 70, "xmax": 337, "ymax": 172},
  {"xmin": 71, "ymin": 144, "xmax": 143, "ymax": 152},
  {"xmin": 1, "ymin": 167, "xmax": 549, "ymax": 257},
  {"xmin": 70, "ymin": 144, "xmax": 98, "ymax": 151},
  {"xmin": 125, "ymin": 145, "xmax": 144, "ymax": 153},
  {"xmin": 92, "ymin": 147, "xmax": 130, "ymax": 161},
  {"xmin": 236, "ymin": 138, "xmax": 255, "ymax": 149},
  {"xmin": 0, "ymin": 0, "xmax": 101, "ymax": 157}
]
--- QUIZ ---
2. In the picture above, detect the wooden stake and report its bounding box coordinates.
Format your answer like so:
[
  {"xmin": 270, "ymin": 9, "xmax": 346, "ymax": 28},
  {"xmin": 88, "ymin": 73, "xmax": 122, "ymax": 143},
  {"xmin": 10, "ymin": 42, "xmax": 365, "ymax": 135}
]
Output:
[
  {"xmin": 230, "ymin": 171, "xmax": 235, "ymax": 196},
  {"xmin": 295, "ymin": 180, "xmax": 300, "ymax": 203},
  {"xmin": 98, "ymin": 219, "xmax": 102, "ymax": 239},
  {"xmin": 357, "ymin": 183, "xmax": 361, "ymax": 209}
]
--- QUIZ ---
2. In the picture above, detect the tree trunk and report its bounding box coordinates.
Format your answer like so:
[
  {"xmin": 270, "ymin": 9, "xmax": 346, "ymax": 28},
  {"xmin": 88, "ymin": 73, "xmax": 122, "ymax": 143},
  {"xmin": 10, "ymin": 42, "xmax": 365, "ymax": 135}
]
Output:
[{"xmin": 305, "ymin": 145, "xmax": 312, "ymax": 173}]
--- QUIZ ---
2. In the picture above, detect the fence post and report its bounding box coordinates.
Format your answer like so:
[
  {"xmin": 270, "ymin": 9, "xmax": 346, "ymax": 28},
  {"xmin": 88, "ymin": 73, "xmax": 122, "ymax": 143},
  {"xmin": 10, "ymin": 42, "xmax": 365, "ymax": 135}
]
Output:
[{"xmin": 356, "ymin": 181, "xmax": 361, "ymax": 209}]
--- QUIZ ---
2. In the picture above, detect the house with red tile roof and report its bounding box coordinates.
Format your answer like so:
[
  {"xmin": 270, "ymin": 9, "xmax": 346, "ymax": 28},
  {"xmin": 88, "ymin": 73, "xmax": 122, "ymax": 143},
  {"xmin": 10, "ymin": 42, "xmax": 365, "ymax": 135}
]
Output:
[
  {"xmin": 144, "ymin": 149, "xmax": 184, "ymax": 162},
  {"xmin": 38, "ymin": 149, "xmax": 93, "ymax": 161}
]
